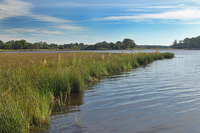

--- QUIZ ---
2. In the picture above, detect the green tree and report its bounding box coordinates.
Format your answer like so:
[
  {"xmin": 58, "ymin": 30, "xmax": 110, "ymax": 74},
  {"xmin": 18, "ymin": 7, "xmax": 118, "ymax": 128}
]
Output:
[
  {"xmin": 50, "ymin": 43, "xmax": 58, "ymax": 49},
  {"xmin": 5, "ymin": 41, "xmax": 12, "ymax": 49},
  {"xmin": 75, "ymin": 43, "xmax": 78, "ymax": 46},
  {"xmin": 20, "ymin": 40, "xmax": 27, "ymax": 49},
  {"xmin": 59, "ymin": 45, "xmax": 64, "ymax": 49},
  {"xmin": 79, "ymin": 43, "xmax": 85, "ymax": 50},
  {"xmin": 116, "ymin": 41, "xmax": 122, "ymax": 50},
  {"xmin": 42, "ymin": 42, "xmax": 49, "ymax": 49},
  {"xmin": 26, "ymin": 43, "xmax": 34, "ymax": 49},
  {"xmin": 13, "ymin": 41, "xmax": 23, "ymax": 49},
  {"xmin": 172, "ymin": 40, "xmax": 177, "ymax": 48},
  {"xmin": 0, "ymin": 40, "xmax": 4, "ymax": 49},
  {"xmin": 183, "ymin": 38, "xmax": 190, "ymax": 49},
  {"xmin": 110, "ymin": 42, "xmax": 115, "ymax": 49},
  {"xmin": 122, "ymin": 38, "xmax": 136, "ymax": 49},
  {"xmin": 85, "ymin": 45, "xmax": 95, "ymax": 50}
]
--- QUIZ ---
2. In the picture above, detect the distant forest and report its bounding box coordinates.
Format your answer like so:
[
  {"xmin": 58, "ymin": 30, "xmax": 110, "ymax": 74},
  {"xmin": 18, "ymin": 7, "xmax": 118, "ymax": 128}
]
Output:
[
  {"xmin": 0, "ymin": 37, "xmax": 182, "ymax": 50},
  {"xmin": 171, "ymin": 36, "xmax": 200, "ymax": 49},
  {"xmin": 0, "ymin": 38, "xmax": 137, "ymax": 50}
]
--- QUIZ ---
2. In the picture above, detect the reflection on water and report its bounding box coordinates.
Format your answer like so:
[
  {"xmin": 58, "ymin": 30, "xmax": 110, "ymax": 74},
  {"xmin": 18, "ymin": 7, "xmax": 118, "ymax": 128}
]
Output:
[
  {"xmin": 51, "ymin": 93, "xmax": 84, "ymax": 115},
  {"xmin": 31, "ymin": 93, "xmax": 84, "ymax": 133},
  {"xmin": 38, "ymin": 50, "xmax": 200, "ymax": 133},
  {"xmin": 39, "ymin": 93, "xmax": 85, "ymax": 133}
]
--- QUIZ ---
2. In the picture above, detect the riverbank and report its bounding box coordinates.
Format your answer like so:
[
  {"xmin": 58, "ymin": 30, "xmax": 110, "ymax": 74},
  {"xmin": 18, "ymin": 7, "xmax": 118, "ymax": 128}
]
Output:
[{"xmin": 0, "ymin": 51, "xmax": 174, "ymax": 132}]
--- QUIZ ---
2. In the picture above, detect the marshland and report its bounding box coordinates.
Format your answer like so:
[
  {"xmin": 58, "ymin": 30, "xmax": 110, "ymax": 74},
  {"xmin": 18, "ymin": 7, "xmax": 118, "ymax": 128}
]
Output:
[
  {"xmin": 0, "ymin": 50, "xmax": 174, "ymax": 132},
  {"xmin": 2, "ymin": 0, "xmax": 200, "ymax": 132}
]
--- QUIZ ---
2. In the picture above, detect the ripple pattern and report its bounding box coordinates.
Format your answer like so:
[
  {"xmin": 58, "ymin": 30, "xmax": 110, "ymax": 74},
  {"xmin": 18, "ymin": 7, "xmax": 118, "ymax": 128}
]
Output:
[{"xmin": 47, "ymin": 51, "xmax": 200, "ymax": 133}]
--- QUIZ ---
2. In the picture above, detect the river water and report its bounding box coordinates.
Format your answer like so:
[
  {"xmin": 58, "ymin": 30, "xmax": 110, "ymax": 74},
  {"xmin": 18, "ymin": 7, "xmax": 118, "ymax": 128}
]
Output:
[{"xmin": 35, "ymin": 50, "xmax": 200, "ymax": 133}]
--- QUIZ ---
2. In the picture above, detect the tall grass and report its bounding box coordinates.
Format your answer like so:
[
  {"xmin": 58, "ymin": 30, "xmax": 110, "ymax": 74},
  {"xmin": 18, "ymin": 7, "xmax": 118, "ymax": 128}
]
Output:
[{"xmin": 0, "ymin": 51, "xmax": 174, "ymax": 132}]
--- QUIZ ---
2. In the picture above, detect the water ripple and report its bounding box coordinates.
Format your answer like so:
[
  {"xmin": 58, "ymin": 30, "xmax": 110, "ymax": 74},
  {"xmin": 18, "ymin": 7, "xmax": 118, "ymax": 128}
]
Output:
[{"xmin": 46, "ymin": 50, "xmax": 200, "ymax": 133}]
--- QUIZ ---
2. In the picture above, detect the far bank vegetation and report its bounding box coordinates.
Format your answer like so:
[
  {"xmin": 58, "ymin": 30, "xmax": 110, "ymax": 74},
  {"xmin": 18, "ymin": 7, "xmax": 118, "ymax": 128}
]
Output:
[{"xmin": 171, "ymin": 36, "xmax": 200, "ymax": 50}]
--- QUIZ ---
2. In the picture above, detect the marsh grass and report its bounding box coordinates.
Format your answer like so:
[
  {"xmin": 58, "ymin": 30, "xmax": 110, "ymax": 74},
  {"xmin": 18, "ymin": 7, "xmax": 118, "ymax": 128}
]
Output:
[
  {"xmin": 55, "ymin": 91, "xmax": 68, "ymax": 106},
  {"xmin": 0, "ymin": 51, "xmax": 174, "ymax": 132}
]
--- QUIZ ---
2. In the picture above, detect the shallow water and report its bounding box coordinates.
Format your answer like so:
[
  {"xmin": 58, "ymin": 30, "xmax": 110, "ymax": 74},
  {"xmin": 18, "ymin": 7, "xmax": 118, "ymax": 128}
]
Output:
[{"xmin": 37, "ymin": 50, "xmax": 200, "ymax": 133}]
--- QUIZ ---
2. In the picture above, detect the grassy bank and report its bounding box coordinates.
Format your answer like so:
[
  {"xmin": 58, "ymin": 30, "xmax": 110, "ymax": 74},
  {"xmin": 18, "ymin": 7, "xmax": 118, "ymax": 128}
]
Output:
[{"xmin": 0, "ymin": 51, "xmax": 174, "ymax": 132}]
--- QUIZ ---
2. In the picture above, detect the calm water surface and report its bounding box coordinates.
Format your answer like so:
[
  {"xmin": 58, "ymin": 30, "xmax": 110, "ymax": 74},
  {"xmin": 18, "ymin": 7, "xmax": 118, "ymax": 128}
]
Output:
[{"xmin": 37, "ymin": 50, "xmax": 200, "ymax": 133}]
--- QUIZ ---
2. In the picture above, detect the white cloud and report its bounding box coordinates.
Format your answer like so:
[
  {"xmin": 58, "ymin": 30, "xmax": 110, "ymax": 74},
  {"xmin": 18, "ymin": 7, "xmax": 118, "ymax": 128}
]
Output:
[
  {"xmin": 5, "ymin": 28, "xmax": 65, "ymax": 35},
  {"xmin": 145, "ymin": 6, "xmax": 177, "ymax": 9},
  {"xmin": 37, "ymin": 2, "xmax": 139, "ymax": 8},
  {"xmin": 0, "ymin": 0, "xmax": 72, "ymax": 23},
  {"xmin": 30, "ymin": 34, "xmax": 56, "ymax": 37},
  {"xmin": 0, "ymin": 0, "xmax": 90, "ymax": 36},
  {"xmin": 0, "ymin": 0, "xmax": 31, "ymax": 20},
  {"xmin": 80, "ymin": 36, "xmax": 91, "ymax": 38},
  {"xmin": 128, "ymin": 9, "xmax": 149, "ymax": 12},
  {"xmin": 127, "ymin": 5, "xmax": 188, "ymax": 12},
  {"xmin": 95, "ymin": 9, "xmax": 200, "ymax": 21},
  {"xmin": 181, "ymin": 21, "xmax": 200, "ymax": 24},
  {"xmin": 0, "ymin": 34, "xmax": 36, "ymax": 42},
  {"xmin": 31, "ymin": 14, "xmax": 72, "ymax": 23},
  {"xmin": 5, "ymin": 28, "xmax": 37, "ymax": 34},
  {"xmin": 52, "ymin": 25, "xmax": 88, "ymax": 31},
  {"xmin": 39, "ymin": 30, "xmax": 65, "ymax": 35}
]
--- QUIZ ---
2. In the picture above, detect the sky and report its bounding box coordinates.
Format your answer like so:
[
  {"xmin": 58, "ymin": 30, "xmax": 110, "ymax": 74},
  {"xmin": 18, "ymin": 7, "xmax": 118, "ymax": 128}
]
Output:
[{"xmin": 1, "ymin": 0, "xmax": 200, "ymax": 45}]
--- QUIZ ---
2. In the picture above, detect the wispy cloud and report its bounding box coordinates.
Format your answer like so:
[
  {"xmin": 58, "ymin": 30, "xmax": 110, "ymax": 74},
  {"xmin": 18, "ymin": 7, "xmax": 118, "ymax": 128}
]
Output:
[
  {"xmin": 127, "ymin": 5, "xmax": 186, "ymax": 12},
  {"xmin": 5, "ymin": 28, "xmax": 37, "ymax": 34},
  {"xmin": 0, "ymin": 34, "xmax": 37, "ymax": 43},
  {"xmin": 31, "ymin": 14, "xmax": 72, "ymax": 23},
  {"xmin": 0, "ymin": 0, "xmax": 31, "ymax": 20},
  {"xmin": 0, "ymin": 0, "xmax": 90, "ymax": 37},
  {"xmin": 95, "ymin": 9, "xmax": 200, "ymax": 21},
  {"xmin": 0, "ymin": 0, "xmax": 72, "ymax": 23},
  {"xmin": 128, "ymin": 9, "xmax": 149, "ymax": 12},
  {"xmin": 52, "ymin": 25, "xmax": 88, "ymax": 31},
  {"xmin": 39, "ymin": 30, "xmax": 65, "ymax": 35},
  {"xmin": 35, "ymin": 1, "xmax": 200, "ymax": 9},
  {"xmin": 5, "ymin": 28, "xmax": 65, "ymax": 35},
  {"xmin": 145, "ymin": 5, "xmax": 182, "ymax": 9},
  {"xmin": 181, "ymin": 21, "xmax": 200, "ymax": 24},
  {"xmin": 128, "ymin": 5, "xmax": 178, "ymax": 11},
  {"xmin": 36, "ymin": 2, "xmax": 139, "ymax": 8}
]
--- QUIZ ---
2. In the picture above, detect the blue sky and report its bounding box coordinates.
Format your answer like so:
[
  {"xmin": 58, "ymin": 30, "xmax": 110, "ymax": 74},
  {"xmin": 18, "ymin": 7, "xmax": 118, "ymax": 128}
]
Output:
[{"xmin": 1, "ymin": 0, "xmax": 200, "ymax": 45}]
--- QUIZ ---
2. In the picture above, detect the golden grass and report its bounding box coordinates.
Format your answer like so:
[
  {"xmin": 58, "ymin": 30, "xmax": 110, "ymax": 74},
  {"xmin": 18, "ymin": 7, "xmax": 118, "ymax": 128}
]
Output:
[{"xmin": 0, "ymin": 52, "xmax": 119, "ymax": 67}]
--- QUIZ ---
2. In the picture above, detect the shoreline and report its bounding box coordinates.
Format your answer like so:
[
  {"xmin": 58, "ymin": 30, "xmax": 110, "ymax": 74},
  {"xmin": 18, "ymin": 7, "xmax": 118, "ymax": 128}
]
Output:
[{"xmin": 0, "ymin": 52, "xmax": 174, "ymax": 132}]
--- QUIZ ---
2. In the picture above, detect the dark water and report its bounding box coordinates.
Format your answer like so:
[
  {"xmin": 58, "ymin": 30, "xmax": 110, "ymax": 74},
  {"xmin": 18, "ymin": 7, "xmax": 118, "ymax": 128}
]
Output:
[{"xmin": 37, "ymin": 50, "xmax": 200, "ymax": 133}]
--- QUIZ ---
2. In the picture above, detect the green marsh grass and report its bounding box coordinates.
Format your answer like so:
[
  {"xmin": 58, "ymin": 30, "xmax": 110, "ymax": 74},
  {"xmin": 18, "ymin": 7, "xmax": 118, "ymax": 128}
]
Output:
[{"xmin": 0, "ymin": 51, "xmax": 174, "ymax": 132}]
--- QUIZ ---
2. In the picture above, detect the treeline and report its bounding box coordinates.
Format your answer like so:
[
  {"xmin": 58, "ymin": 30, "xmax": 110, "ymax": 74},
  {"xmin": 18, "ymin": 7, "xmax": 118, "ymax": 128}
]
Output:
[
  {"xmin": 0, "ymin": 38, "xmax": 136, "ymax": 50},
  {"xmin": 0, "ymin": 40, "xmax": 67, "ymax": 50},
  {"xmin": 136, "ymin": 45, "xmax": 170, "ymax": 49},
  {"xmin": 85, "ymin": 38, "xmax": 136, "ymax": 50},
  {"xmin": 171, "ymin": 36, "xmax": 200, "ymax": 49}
]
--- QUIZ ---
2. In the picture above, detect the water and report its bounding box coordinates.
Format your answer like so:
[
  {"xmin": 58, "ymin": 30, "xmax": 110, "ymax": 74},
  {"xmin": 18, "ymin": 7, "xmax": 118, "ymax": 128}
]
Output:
[
  {"xmin": 36, "ymin": 50, "xmax": 200, "ymax": 133},
  {"xmin": 0, "ymin": 49, "xmax": 178, "ymax": 54}
]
